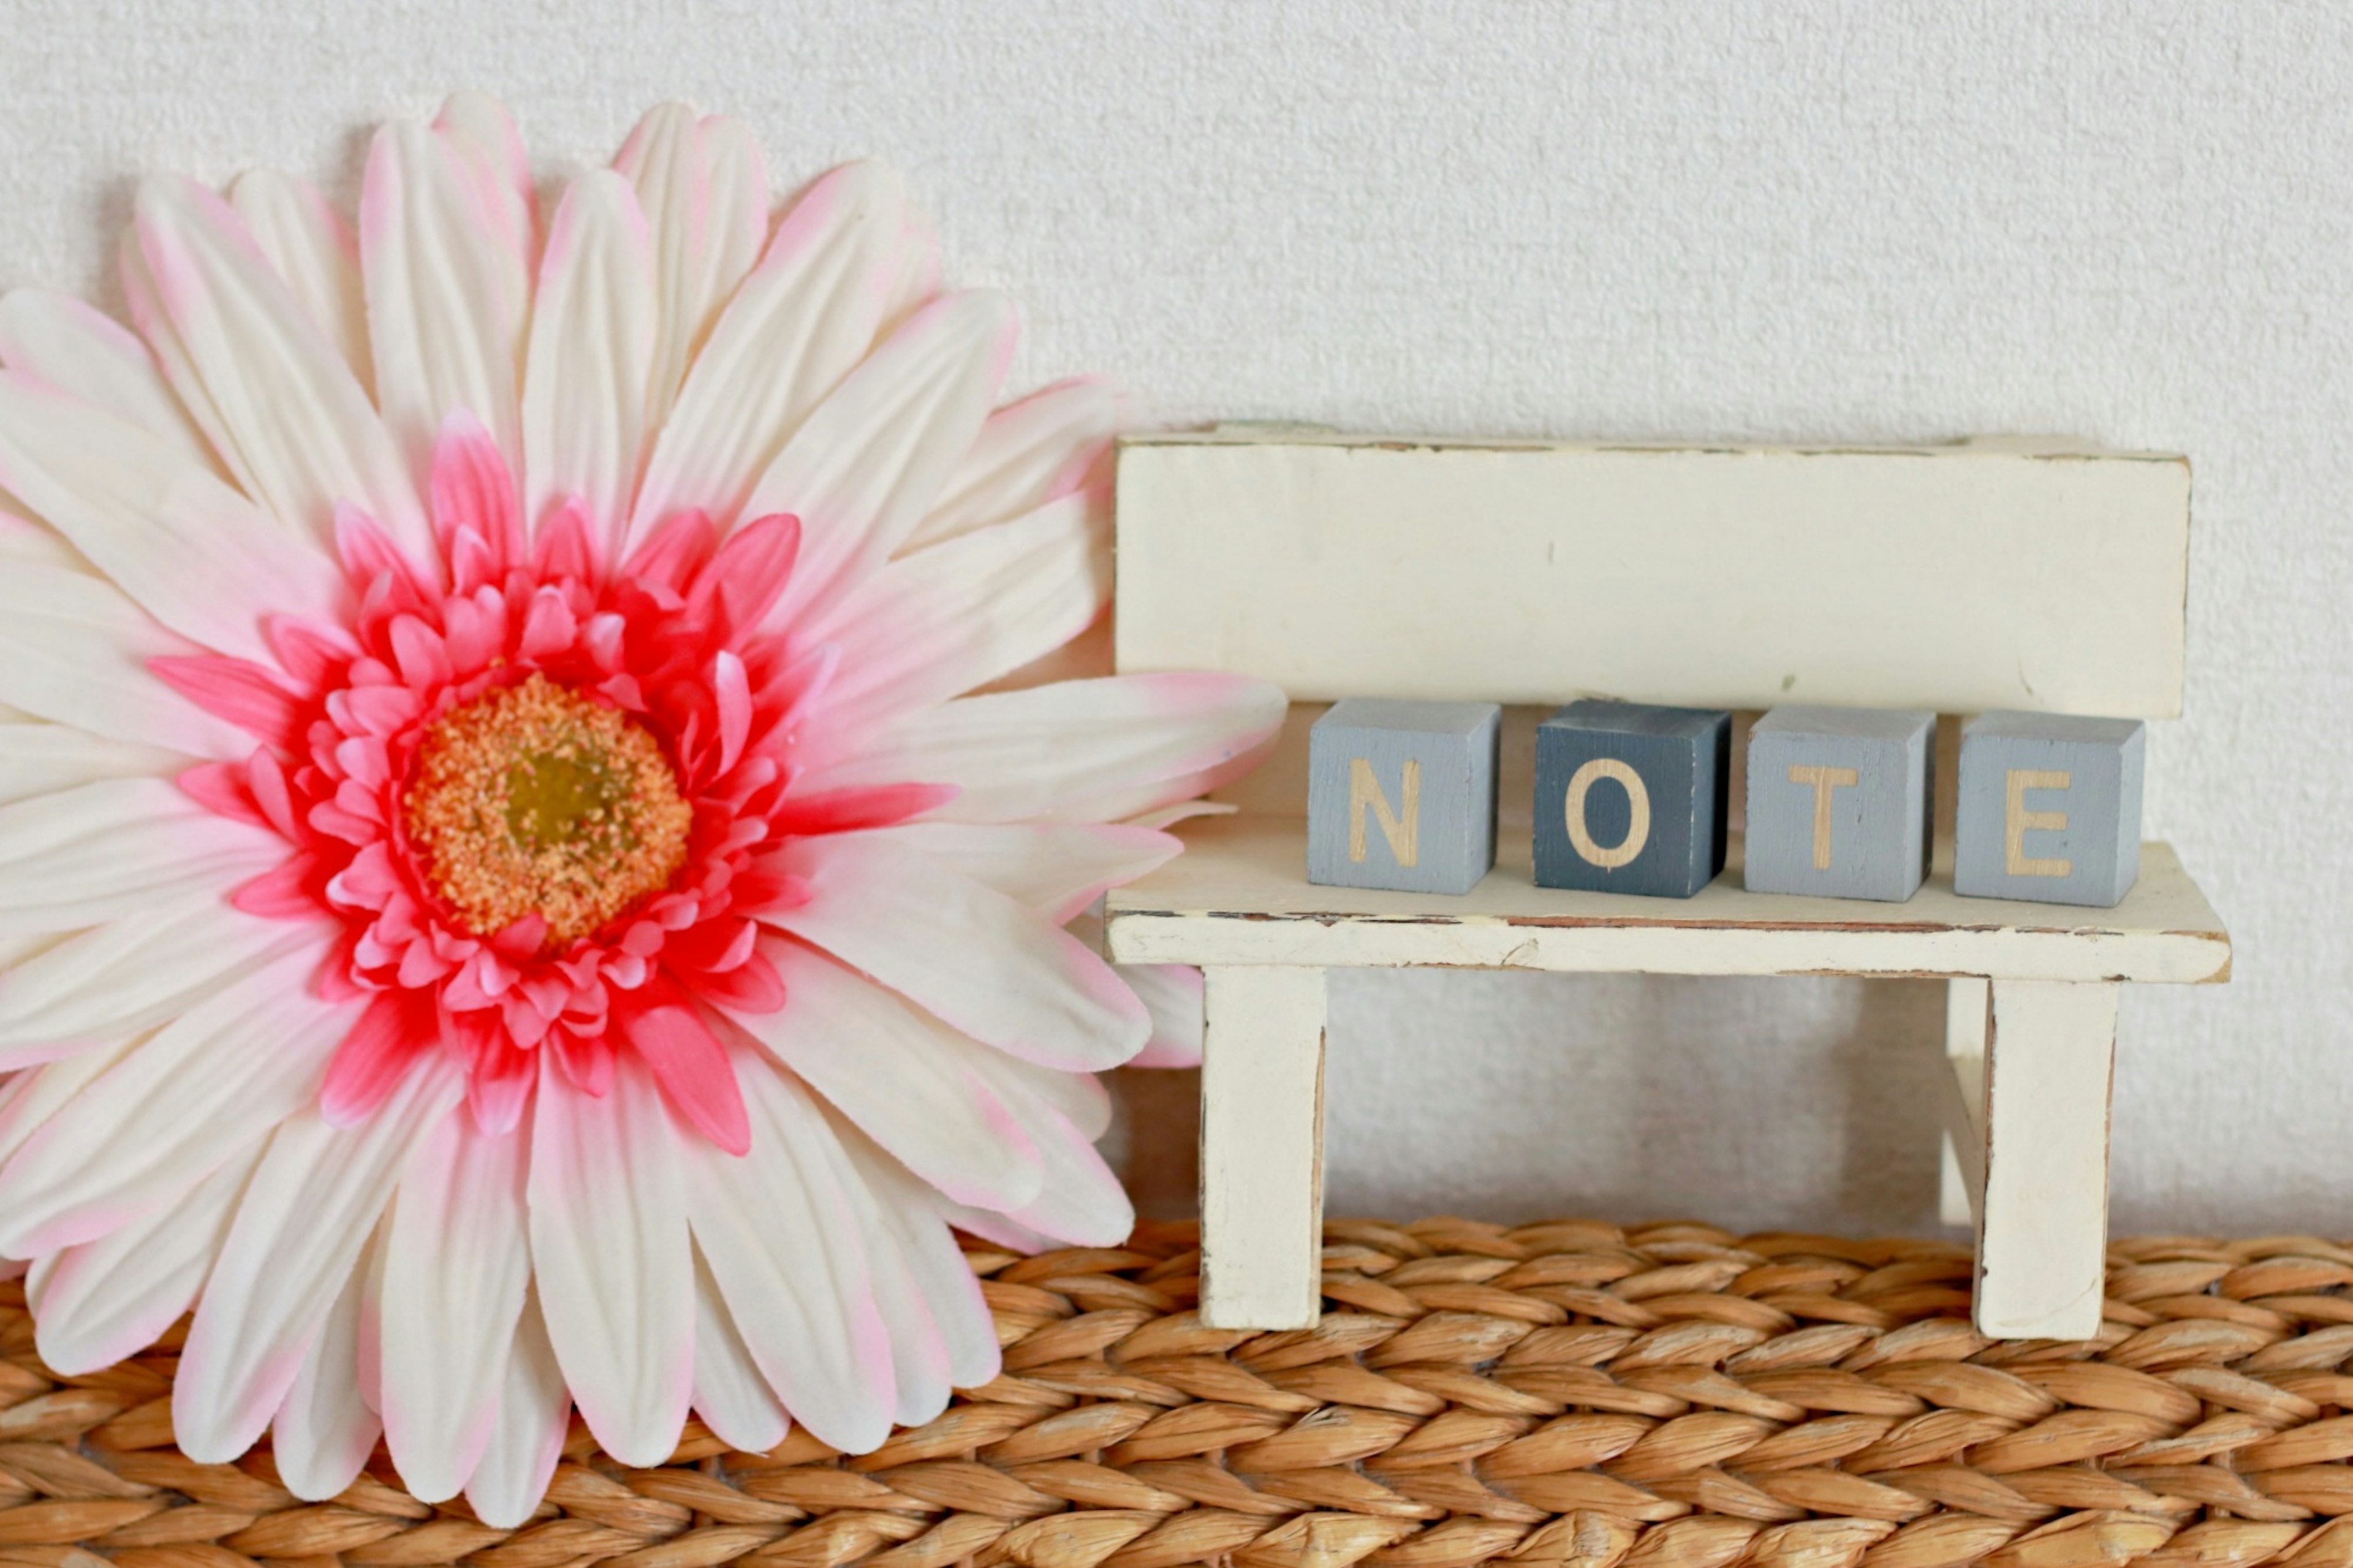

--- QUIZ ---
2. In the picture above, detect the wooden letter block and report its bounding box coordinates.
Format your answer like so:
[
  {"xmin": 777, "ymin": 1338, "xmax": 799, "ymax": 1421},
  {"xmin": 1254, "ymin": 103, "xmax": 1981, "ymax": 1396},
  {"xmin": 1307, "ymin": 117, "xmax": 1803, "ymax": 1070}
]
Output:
[
  {"xmin": 1955, "ymin": 711, "xmax": 2145, "ymax": 906},
  {"xmin": 1307, "ymin": 698, "xmax": 1499, "ymax": 895},
  {"xmin": 1533, "ymin": 699, "xmax": 1730, "ymax": 898},
  {"xmin": 1745, "ymin": 705, "xmax": 1933, "ymax": 902}
]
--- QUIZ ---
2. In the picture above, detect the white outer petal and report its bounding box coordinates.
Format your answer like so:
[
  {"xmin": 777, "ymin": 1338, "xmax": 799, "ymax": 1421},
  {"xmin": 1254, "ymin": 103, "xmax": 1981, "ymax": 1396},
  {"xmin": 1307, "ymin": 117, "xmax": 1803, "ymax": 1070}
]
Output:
[
  {"xmin": 173, "ymin": 1055, "xmax": 461, "ymax": 1463},
  {"xmin": 685, "ymin": 1047, "xmax": 895, "ymax": 1454},
  {"xmin": 750, "ymin": 289, "xmax": 1017, "ymax": 627},
  {"xmin": 0, "ymin": 778, "xmax": 287, "ymax": 939},
  {"xmin": 856, "ymin": 821, "xmax": 1180, "ymax": 925},
  {"xmin": 805, "ymin": 491, "xmax": 1110, "ymax": 753},
  {"xmin": 0, "ymin": 1032, "xmax": 141, "ymax": 1171},
  {"xmin": 909, "ymin": 377, "xmax": 1127, "ymax": 551},
  {"xmin": 0, "ymin": 289, "xmax": 213, "ymax": 463},
  {"xmin": 379, "ymin": 1110, "xmax": 531, "ymax": 1503},
  {"xmin": 270, "ymin": 1228, "xmax": 386, "ymax": 1501},
  {"xmin": 30, "ymin": 1140, "xmax": 261, "ymax": 1376},
  {"xmin": 0, "ymin": 370, "xmax": 344, "ymax": 662},
  {"xmin": 0, "ymin": 941, "xmax": 347, "ymax": 1256},
  {"xmin": 729, "ymin": 942, "xmax": 1045, "ymax": 1213},
  {"xmin": 762, "ymin": 833, "xmax": 1149, "ymax": 1073},
  {"xmin": 613, "ymin": 104, "xmax": 770, "ymax": 428},
  {"xmin": 0, "ymin": 893, "xmax": 311, "ymax": 1069},
  {"xmin": 840, "ymin": 1134, "xmax": 1000, "ymax": 1391},
  {"xmin": 0, "ymin": 721, "xmax": 183, "ymax": 809},
  {"xmin": 230, "ymin": 169, "xmax": 373, "ymax": 395},
  {"xmin": 520, "ymin": 170, "xmax": 657, "ymax": 555},
  {"xmin": 803, "ymin": 673, "xmax": 1287, "ymax": 825},
  {"xmin": 0, "ymin": 562, "xmax": 251, "ymax": 759},
  {"xmin": 464, "ymin": 1289, "xmax": 569, "ymax": 1530},
  {"xmin": 528, "ymin": 1050, "xmax": 692, "ymax": 1467},
  {"xmin": 689, "ymin": 1247, "xmax": 789, "ymax": 1455},
  {"xmin": 625, "ymin": 160, "xmax": 909, "ymax": 551},
  {"xmin": 361, "ymin": 120, "xmax": 529, "ymax": 483},
  {"xmin": 126, "ymin": 174, "xmax": 430, "ymax": 558}
]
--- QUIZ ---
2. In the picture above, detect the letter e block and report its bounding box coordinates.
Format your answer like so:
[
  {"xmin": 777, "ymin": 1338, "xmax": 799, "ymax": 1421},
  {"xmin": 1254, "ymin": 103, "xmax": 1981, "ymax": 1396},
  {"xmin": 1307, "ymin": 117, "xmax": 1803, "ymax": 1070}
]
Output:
[
  {"xmin": 1955, "ymin": 711, "xmax": 2145, "ymax": 907},
  {"xmin": 1533, "ymin": 700, "xmax": 1731, "ymax": 898},
  {"xmin": 1745, "ymin": 705, "xmax": 1933, "ymax": 902},
  {"xmin": 1307, "ymin": 699, "xmax": 1500, "ymax": 895}
]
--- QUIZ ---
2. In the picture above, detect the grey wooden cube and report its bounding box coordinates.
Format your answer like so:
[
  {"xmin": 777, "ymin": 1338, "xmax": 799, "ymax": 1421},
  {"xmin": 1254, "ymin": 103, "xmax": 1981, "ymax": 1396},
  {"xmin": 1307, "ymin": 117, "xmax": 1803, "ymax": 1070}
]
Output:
[
  {"xmin": 1955, "ymin": 711, "xmax": 2145, "ymax": 907},
  {"xmin": 1745, "ymin": 705, "xmax": 1934, "ymax": 902},
  {"xmin": 1533, "ymin": 699, "xmax": 1730, "ymax": 898},
  {"xmin": 1307, "ymin": 699, "xmax": 1499, "ymax": 895}
]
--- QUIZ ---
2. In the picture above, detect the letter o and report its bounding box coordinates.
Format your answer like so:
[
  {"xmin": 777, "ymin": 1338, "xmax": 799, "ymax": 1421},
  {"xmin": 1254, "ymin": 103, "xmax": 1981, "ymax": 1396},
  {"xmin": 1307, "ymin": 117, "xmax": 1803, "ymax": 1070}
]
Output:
[{"xmin": 1566, "ymin": 758, "xmax": 1651, "ymax": 869}]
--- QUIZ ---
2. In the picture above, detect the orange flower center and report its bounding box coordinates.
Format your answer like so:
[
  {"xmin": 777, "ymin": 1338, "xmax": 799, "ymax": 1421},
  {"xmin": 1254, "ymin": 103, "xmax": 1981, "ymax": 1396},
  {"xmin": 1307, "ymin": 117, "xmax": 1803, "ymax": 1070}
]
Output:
[{"xmin": 405, "ymin": 673, "xmax": 692, "ymax": 947}]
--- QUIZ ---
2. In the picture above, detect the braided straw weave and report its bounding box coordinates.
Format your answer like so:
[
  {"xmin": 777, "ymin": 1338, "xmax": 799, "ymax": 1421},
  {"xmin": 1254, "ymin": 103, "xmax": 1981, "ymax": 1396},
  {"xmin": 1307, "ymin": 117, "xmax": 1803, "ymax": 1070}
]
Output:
[{"xmin": 10, "ymin": 1219, "xmax": 2353, "ymax": 1568}]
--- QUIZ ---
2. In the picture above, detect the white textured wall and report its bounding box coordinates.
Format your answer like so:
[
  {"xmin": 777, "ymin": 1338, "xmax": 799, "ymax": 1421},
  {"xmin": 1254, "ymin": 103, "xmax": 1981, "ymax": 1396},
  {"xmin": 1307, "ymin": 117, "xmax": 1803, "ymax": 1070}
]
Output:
[{"xmin": 4, "ymin": 1, "xmax": 2346, "ymax": 1235}]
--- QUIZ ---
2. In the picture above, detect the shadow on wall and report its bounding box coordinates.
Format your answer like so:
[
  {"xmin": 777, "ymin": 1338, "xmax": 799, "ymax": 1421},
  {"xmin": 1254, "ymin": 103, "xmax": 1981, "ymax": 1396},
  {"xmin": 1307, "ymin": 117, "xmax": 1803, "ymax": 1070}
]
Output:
[{"xmin": 1107, "ymin": 972, "xmax": 1953, "ymax": 1235}]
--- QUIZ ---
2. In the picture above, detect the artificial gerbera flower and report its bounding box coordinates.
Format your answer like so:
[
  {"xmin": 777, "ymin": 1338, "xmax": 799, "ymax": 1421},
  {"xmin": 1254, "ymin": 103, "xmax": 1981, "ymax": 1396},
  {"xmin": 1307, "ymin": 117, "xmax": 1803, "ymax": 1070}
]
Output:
[{"xmin": 0, "ymin": 95, "xmax": 1279, "ymax": 1521}]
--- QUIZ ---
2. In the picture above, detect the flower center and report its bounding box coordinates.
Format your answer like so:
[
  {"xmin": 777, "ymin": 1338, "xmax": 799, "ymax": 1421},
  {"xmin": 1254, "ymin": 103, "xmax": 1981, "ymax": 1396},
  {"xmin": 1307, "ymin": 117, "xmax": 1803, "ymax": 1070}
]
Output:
[{"xmin": 404, "ymin": 673, "xmax": 693, "ymax": 947}]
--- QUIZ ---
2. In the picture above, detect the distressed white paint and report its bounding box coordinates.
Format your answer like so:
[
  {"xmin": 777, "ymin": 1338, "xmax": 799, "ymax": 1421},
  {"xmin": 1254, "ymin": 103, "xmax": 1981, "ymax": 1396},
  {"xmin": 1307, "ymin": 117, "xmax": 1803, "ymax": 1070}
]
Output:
[
  {"xmin": 1107, "ymin": 816, "xmax": 2230, "ymax": 984},
  {"xmin": 1199, "ymin": 966, "xmax": 1328, "ymax": 1330},
  {"xmin": 1116, "ymin": 433, "xmax": 2191, "ymax": 717},
  {"xmin": 1975, "ymin": 980, "xmax": 2120, "ymax": 1339},
  {"xmin": 1940, "ymin": 978, "xmax": 1990, "ymax": 1228}
]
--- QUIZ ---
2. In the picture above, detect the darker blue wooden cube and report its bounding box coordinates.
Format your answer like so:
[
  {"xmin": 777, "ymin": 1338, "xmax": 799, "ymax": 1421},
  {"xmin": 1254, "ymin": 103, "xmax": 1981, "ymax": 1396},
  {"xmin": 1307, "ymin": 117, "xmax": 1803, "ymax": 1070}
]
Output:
[{"xmin": 1533, "ymin": 700, "xmax": 1731, "ymax": 898}]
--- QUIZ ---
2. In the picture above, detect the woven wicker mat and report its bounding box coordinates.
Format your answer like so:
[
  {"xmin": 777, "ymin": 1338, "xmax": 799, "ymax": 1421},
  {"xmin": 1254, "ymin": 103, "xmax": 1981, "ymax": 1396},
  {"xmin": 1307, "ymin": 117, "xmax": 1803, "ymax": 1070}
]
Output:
[{"xmin": 9, "ymin": 1218, "xmax": 2353, "ymax": 1568}]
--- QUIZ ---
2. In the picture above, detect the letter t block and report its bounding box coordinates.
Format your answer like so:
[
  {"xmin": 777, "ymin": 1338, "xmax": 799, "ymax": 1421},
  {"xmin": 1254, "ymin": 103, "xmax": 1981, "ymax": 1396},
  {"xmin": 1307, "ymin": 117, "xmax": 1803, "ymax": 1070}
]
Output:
[
  {"xmin": 1307, "ymin": 699, "xmax": 1500, "ymax": 895},
  {"xmin": 1745, "ymin": 705, "xmax": 1934, "ymax": 901}
]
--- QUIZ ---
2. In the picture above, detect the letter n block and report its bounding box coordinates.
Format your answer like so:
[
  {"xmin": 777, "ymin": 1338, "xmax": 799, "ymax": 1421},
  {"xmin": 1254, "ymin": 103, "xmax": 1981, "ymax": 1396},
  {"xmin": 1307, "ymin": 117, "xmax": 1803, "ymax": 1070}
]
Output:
[
  {"xmin": 1955, "ymin": 711, "xmax": 2145, "ymax": 906},
  {"xmin": 1745, "ymin": 705, "xmax": 1933, "ymax": 902},
  {"xmin": 1533, "ymin": 700, "xmax": 1731, "ymax": 898},
  {"xmin": 1307, "ymin": 699, "xmax": 1499, "ymax": 895}
]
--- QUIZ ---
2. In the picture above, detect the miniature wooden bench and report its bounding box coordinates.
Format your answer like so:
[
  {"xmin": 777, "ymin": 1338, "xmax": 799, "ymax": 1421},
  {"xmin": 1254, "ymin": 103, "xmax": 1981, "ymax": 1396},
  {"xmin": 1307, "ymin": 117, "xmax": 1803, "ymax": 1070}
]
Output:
[{"xmin": 1102, "ymin": 428, "xmax": 2230, "ymax": 1341}]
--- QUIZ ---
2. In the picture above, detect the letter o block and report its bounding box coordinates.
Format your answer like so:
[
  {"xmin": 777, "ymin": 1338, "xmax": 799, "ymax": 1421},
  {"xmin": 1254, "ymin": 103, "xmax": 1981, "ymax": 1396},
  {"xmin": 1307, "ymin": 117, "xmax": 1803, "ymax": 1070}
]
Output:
[
  {"xmin": 1955, "ymin": 711, "xmax": 2145, "ymax": 906},
  {"xmin": 1745, "ymin": 705, "xmax": 1934, "ymax": 901},
  {"xmin": 1307, "ymin": 699, "xmax": 1500, "ymax": 895},
  {"xmin": 1533, "ymin": 700, "xmax": 1730, "ymax": 898}
]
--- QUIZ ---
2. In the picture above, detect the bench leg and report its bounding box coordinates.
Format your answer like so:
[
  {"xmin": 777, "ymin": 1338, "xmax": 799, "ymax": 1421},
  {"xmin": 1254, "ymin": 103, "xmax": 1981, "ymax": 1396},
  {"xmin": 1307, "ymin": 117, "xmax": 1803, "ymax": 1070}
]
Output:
[
  {"xmin": 1939, "ymin": 979, "xmax": 1989, "ymax": 1228},
  {"xmin": 1198, "ymin": 965, "xmax": 1328, "ymax": 1330},
  {"xmin": 1972, "ymin": 978, "xmax": 2120, "ymax": 1340}
]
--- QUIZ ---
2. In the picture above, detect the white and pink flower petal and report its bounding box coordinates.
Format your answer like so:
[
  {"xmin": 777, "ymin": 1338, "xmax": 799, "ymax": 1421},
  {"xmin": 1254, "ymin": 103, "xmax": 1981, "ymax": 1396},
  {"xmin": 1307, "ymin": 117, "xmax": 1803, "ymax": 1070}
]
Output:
[
  {"xmin": 0, "ymin": 778, "xmax": 287, "ymax": 939},
  {"xmin": 820, "ymin": 1113, "xmax": 955, "ymax": 1428},
  {"xmin": 0, "ymin": 371, "xmax": 345, "ymax": 663},
  {"xmin": 520, "ymin": 170, "xmax": 657, "ymax": 555},
  {"xmin": 805, "ymin": 672, "xmax": 1286, "ymax": 825},
  {"xmin": 730, "ymin": 941, "xmax": 1046, "ymax": 1214},
  {"xmin": 126, "ymin": 174, "xmax": 431, "ymax": 559},
  {"xmin": 0, "ymin": 892, "xmax": 311, "ymax": 1069},
  {"xmin": 0, "ymin": 289, "xmax": 214, "ymax": 463},
  {"xmin": 689, "ymin": 1246, "xmax": 790, "ymax": 1455},
  {"xmin": 378, "ymin": 1106, "xmax": 531, "ymax": 1502},
  {"xmin": 229, "ymin": 169, "xmax": 373, "ymax": 395},
  {"xmin": 911, "ymin": 377, "xmax": 1127, "ymax": 551},
  {"xmin": 361, "ymin": 120, "xmax": 529, "ymax": 485},
  {"xmin": 29, "ymin": 1142, "xmax": 262, "ymax": 1376},
  {"xmin": 626, "ymin": 159, "xmax": 910, "ymax": 551},
  {"xmin": 172, "ymin": 1055, "xmax": 461, "ymax": 1462},
  {"xmin": 0, "ymin": 719, "xmax": 182, "ymax": 810},
  {"xmin": 0, "ymin": 943, "xmax": 349, "ymax": 1257},
  {"xmin": 614, "ymin": 104, "xmax": 770, "ymax": 428},
  {"xmin": 464, "ymin": 1288, "xmax": 570, "ymax": 1531},
  {"xmin": 269, "ymin": 1231, "xmax": 386, "ymax": 1501},
  {"xmin": 863, "ymin": 821, "xmax": 1181, "ymax": 925},
  {"xmin": 749, "ymin": 289, "xmax": 1017, "ymax": 627},
  {"xmin": 839, "ymin": 1134, "xmax": 1001, "ymax": 1392},
  {"xmin": 0, "ymin": 1032, "xmax": 142, "ymax": 1172},
  {"xmin": 805, "ymin": 491, "xmax": 1111, "ymax": 753},
  {"xmin": 684, "ymin": 1046, "xmax": 895, "ymax": 1453},
  {"xmin": 760, "ymin": 833, "xmax": 1150, "ymax": 1072},
  {"xmin": 527, "ymin": 1051, "xmax": 694, "ymax": 1467},
  {"xmin": 0, "ymin": 564, "xmax": 252, "ymax": 758}
]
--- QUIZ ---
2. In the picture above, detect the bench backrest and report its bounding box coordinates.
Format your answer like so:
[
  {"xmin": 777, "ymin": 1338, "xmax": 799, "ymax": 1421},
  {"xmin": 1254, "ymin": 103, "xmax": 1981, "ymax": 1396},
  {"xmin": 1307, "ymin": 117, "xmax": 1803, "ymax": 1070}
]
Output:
[{"xmin": 1113, "ymin": 430, "xmax": 2192, "ymax": 719}]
